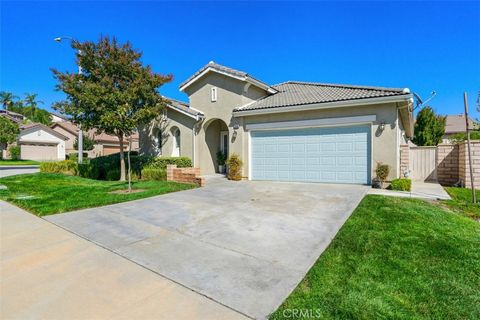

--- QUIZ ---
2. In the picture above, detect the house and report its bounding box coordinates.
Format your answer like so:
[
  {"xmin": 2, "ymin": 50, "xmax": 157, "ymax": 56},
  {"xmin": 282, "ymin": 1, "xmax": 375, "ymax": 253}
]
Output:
[
  {"xmin": 51, "ymin": 121, "xmax": 139, "ymax": 158},
  {"xmin": 17, "ymin": 123, "xmax": 67, "ymax": 161},
  {"xmin": 49, "ymin": 111, "xmax": 69, "ymax": 123},
  {"xmin": 443, "ymin": 114, "xmax": 477, "ymax": 143},
  {"xmin": 0, "ymin": 109, "xmax": 25, "ymax": 123},
  {"xmin": 140, "ymin": 61, "xmax": 414, "ymax": 184}
]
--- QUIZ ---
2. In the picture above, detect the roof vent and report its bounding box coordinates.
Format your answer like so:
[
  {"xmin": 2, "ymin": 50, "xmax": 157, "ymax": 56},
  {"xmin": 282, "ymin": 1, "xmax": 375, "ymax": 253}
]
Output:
[{"xmin": 208, "ymin": 60, "xmax": 215, "ymax": 64}]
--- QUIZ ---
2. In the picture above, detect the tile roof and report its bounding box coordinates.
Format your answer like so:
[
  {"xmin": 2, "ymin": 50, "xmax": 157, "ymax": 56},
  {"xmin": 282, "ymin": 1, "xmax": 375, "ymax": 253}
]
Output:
[
  {"xmin": 445, "ymin": 114, "xmax": 477, "ymax": 134},
  {"xmin": 51, "ymin": 121, "xmax": 138, "ymax": 143},
  {"xmin": 164, "ymin": 97, "xmax": 203, "ymax": 117},
  {"xmin": 179, "ymin": 61, "xmax": 274, "ymax": 92},
  {"xmin": 233, "ymin": 81, "xmax": 410, "ymax": 113}
]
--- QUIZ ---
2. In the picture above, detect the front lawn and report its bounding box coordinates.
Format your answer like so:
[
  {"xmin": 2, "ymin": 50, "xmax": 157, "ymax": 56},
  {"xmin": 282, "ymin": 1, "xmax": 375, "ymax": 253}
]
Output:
[
  {"xmin": 270, "ymin": 195, "xmax": 480, "ymax": 320},
  {"xmin": 444, "ymin": 187, "xmax": 480, "ymax": 220},
  {"xmin": 0, "ymin": 159, "xmax": 40, "ymax": 166},
  {"xmin": 0, "ymin": 173, "xmax": 195, "ymax": 216}
]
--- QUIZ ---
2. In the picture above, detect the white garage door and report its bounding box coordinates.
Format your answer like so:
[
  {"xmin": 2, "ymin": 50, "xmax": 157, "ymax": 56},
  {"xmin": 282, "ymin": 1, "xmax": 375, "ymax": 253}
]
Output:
[
  {"xmin": 20, "ymin": 144, "xmax": 58, "ymax": 161},
  {"xmin": 250, "ymin": 125, "xmax": 371, "ymax": 184}
]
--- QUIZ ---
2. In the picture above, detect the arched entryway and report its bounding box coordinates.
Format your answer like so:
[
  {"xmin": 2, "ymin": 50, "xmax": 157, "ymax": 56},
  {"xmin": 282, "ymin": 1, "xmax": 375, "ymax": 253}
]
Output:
[
  {"xmin": 204, "ymin": 118, "xmax": 229, "ymax": 174},
  {"xmin": 171, "ymin": 126, "xmax": 180, "ymax": 157}
]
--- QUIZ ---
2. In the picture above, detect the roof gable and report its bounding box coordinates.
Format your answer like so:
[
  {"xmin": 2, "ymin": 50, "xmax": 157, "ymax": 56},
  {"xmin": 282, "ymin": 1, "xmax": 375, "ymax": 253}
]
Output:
[
  {"xmin": 20, "ymin": 123, "xmax": 69, "ymax": 140},
  {"xmin": 179, "ymin": 61, "xmax": 277, "ymax": 94}
]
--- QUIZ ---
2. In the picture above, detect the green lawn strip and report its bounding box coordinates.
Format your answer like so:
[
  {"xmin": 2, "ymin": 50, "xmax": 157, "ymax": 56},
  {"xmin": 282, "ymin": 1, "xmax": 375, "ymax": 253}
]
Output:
[
  {"xmin": 0, "ymin": 160, "xmax": 40, "ymax": 166},
  {"xmin": 270, "ymin": 195, "xmax": 480, "ymax": 320},
  {"xmin": 0, "ymin": 173, "xmax": 195, "ymax": 216},
  {"xmin": 443, "ymin": 187, "xmax": 480, "ymax": 220}
]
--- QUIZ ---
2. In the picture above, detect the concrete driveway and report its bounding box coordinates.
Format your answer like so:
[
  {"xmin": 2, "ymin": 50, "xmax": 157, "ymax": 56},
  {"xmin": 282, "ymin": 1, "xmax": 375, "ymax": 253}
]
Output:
[
  {"xmin": 0, "ymin": 166, "xmax": 39, "ymax": 178},
  {"xmin": 47, "ymin": 178, "xmax": 368, "ymax": 319}
]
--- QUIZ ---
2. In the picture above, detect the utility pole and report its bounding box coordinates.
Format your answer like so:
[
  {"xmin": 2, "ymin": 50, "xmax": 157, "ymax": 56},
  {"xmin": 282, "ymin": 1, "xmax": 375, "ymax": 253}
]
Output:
[{"xmin": 464, "ymin": 92, "xmax": 476, "ymax": 203}]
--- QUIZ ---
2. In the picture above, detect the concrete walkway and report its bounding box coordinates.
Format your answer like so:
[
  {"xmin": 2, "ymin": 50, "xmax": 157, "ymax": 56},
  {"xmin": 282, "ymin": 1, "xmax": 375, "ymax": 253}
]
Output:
[
  {"xmin": 0, "ymin": 166, "xmax": 39, "ymax": 178},
  {"xmin": 0, "ymin": 201, "xmax": 246, "ymax": 320},
  {"xmin": 368, "ymin": 181, "xmax": 451, "ymax": 200}
]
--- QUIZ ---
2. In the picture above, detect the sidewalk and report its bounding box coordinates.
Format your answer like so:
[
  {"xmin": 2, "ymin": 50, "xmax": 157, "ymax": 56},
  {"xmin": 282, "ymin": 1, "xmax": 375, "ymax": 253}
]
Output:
[
  {"xmin": 368, "ymin": 181, "xmax": 451, "ymax": 200},
  {"xmin": 0, "ymin": 201, "xmax": 246, "ymax": 320}
]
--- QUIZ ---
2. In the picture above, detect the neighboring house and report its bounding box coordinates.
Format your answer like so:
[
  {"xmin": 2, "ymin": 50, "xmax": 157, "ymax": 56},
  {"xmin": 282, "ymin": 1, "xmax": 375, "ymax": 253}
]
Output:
[
  {"xmin": 0, "ymin": 109, "xmax": 25, "ymax": 123},
  {"xmin": 51, "ymin": 121, "xmax": 139, "ymax": 158},
  {"xmin": 140, "ymin": 61, "xmax": 414, "ymax": 184},
  {"xmin": 443, "ymin": 114, "xmax": 477, "ymax": 143},
  {"xmin": 50, "ymin": 111, "xmax": 69, "ymax": 123},
  {"xmin": 18, "ymin": 123, "xmax": 67, "ymax": 161}
]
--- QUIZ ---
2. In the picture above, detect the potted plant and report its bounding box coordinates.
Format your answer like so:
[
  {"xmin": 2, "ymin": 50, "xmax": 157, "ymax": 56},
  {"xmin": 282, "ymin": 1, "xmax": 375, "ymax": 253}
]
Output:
[{"xmin": 216, "ymin": 151, "xmax": 227, "ymax": 173}]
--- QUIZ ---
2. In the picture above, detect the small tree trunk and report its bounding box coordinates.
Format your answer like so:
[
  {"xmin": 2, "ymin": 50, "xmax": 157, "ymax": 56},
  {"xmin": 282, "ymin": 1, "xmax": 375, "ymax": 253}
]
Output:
[
  {"xmin": 118, "ymin": 134, "xmax": 126, "ymax": 181},
  {"xmin": 127, "ymin": 136, "xmax": 132, "ymax": 192}
]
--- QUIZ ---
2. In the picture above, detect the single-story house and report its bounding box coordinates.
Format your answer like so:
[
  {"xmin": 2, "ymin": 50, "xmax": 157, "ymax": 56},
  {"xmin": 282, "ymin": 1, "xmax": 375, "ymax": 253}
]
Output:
[
  {"xmin": 442, "ymin": 114, "xmax": 477, "ymax": 143},
  {"xmin": 140, "ymin": 61, "xmax": 414, "ymax": 184},
  {"xmin": 51, "ymin": 121, "xmax": 139, "ymax": 158},
  {"xmin": 18, "ymin": 123, "xmax": 67, "ymax": 161}
]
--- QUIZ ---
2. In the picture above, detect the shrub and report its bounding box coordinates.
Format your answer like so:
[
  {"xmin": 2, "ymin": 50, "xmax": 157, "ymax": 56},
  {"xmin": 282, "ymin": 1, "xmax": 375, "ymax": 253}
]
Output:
[
  {"xmin": 9, "ymin": 146, "xmax": 20, "ymax": 160},
  {"xmin": 142, "ymin": 167, "xmax": 166, "ymax": 181},
  {"xmin": 105, "ymin": 168, "xmax": 121, "ymax": 181},
  {"xmin": 89, "ymin": 152, "xmax": 149, "ymax": 180},
  {"xmin": 40, "ymin": 160, "xmax": 78, "ymax": 175},
  {"xmin": 147, "ymin": 157, "xmax": 192, "ymax": 170},
  {"xmin": 390, "ymin": 178, "xmax": 412, "ymax": 191},
  {"xmin": 77, "ymin": 163, "xmax": 100, "ymax": 179},
  {"xmin": 67, "ymin": 152, "xmax": 88, "ymax": 162},
  {"xmin": 375, "ymin": 163, "xmax": 390, "ymax": 182},
  {"xmin": 226, "ymin": 153, "xmax": 243, "ymax": 181}
]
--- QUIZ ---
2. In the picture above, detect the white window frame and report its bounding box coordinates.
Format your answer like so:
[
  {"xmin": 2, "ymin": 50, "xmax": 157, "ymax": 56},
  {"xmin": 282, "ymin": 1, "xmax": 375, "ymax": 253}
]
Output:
[{"xmin": 211, "ymin": 87, "xmax": 217, "ymax": 102}]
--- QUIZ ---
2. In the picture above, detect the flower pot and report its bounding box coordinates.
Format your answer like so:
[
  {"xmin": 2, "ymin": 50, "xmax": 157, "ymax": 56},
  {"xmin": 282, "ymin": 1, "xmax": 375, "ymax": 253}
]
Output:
[{"xmin": 218, "ymin": 165, "xmax": 225, "ymax": 174}]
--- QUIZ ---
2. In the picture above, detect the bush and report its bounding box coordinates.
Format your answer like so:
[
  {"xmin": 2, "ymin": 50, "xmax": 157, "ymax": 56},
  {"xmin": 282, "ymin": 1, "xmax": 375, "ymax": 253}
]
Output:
[
  {"xmin": 142, "ymin": 167, "xmax": 166, "ymax": 181},
  {"xmin": 77, "ymin": 163, "xmax": 100, "ymax": 179},
  {"xmin": 9, "ymin": 146, "xmax": 20, "ymax": 160},
  {"xmin": 375, "ymin": 163, "xmax": 390, "ymax": 182},
  {"xmin": 226, "ymin": 153, "xmax": 243, "ymax": 181},
  {"xmin": 105, "ymin": 168, "xmax": 121, "ymax": 181},
  {"xmin": 390, "ymin": 178, "xmax": 412, "ymax": 191},
  {"xmin": 67, "ymin": 152, "xmax": 88, "ymax": 162},
  {"xmin": 216, "ymin": 151, "xmax": 227, "ymax": 166},
  {"xmin": 40, "ymin": 160, "xmax": 78, "ymax": 175},
  {"xmin": 147, "ymin": 157, "xmax": 192, "ymax": 170},
  {"xmin": 88, "ymin": 152, "xmax": 149, "ymax": 180}
]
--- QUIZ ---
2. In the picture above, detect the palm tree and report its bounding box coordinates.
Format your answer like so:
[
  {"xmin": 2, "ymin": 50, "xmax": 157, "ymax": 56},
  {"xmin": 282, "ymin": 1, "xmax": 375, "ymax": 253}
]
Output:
[
  {"xmin": 23, "ymin": 93, "xmax": 44, "ymax": 119},
  {"xmin": 0, "ymin": 91, "xmax": 18, "ymax": 110}
]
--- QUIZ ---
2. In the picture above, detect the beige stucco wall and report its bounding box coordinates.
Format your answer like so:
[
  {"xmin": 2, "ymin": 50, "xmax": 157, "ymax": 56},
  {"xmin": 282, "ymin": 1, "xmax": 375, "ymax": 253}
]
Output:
[
  {"xmin": 237, "ymin": 102, "xmax": 402, "ymax": 180},
  {"xmin": 139, "ymin": 108, "xmax": 196, "ymax": 160},
  {"xmin": 51, "ymin": 125, "xmax": 76, "ymax": 154},
  {"xmin": 184, "ymin": 72, "xmax": 269, "ymax": 174}
]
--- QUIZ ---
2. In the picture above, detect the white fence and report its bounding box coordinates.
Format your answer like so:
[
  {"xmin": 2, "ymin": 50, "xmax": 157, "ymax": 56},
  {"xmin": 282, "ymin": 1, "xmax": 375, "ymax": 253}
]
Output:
[{"xmin": 409, "ymin": 147, "xmax": 437, "ymax": 181}]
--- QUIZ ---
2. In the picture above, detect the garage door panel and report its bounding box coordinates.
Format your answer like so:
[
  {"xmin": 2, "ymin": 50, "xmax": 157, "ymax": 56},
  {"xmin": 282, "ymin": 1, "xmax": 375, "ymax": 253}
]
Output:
[{"xmin": 251, "ymin": 125, "xmax": 370, "ymax": 184}]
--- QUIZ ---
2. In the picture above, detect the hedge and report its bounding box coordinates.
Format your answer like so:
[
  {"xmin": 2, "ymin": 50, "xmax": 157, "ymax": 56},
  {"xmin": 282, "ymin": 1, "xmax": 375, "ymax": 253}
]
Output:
[
  {"xmin": 39, "ymin": 153, "xmax": 192, "ymax": 181},
  {"xmin": 390, "ymin": 178, "xmax": 412, "ymax": 191},
  {"xmin": 146, "ymin": 157, "xmax": 192, "ymax": 170},
  {"xmin": 141, "ymin": 167, "xmax": 166, "ymax": 181},
  {"xmin": 40, "ymin": 160, "xmax": 78, "ymax": 175}
]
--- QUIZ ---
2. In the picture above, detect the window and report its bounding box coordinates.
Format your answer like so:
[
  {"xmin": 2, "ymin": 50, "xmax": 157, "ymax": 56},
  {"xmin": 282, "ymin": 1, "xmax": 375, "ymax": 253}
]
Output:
[{"xmin": 211, "ymin": 87, "xmax": 217, "ymax": 102}]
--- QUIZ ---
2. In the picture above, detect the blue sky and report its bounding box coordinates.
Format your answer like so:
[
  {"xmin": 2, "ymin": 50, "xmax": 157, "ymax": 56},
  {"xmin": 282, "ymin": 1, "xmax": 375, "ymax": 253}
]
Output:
[{"xmin": 1, "ymin": 1, "xmax": 479, "ymax": 117}]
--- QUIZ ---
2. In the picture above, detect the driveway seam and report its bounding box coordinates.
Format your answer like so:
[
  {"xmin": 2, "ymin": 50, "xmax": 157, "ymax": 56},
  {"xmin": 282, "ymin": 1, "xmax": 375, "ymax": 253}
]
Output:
[{"xmin": 43, "ymin": 216, "xmax": 254, "ymax": 320}]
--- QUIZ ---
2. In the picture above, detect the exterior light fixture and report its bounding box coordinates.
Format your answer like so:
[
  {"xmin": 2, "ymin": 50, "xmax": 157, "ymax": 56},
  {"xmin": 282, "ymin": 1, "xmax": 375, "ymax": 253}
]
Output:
[{"xmin": 379, "ymin": 122, "xmax": 386, "ymax": 131}]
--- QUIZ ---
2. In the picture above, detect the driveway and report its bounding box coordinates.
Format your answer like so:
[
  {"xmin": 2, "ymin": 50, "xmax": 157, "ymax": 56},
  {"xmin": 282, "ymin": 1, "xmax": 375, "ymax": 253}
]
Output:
[
  {"xmin": 1, "ymin": 200, "xmax": 245, "ymax": 320},
  {"xmin": 0, "ymin": 166, "xmax": 39, "ymax": 178},
  {"xmin": 47, "ymin": 178, "xmax": 368, "ymax": 319}
]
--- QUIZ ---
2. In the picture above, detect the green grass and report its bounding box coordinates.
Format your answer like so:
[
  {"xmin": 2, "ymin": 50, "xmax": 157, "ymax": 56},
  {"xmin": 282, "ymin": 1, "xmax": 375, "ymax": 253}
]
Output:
[
  {"xmin": 443, "ymin": 187, "xmax": 480, "ymax": 220},
  {"xmin": 270, "ymin": 195, "xmax": 480, "ymax": 320},
  {"xmin": 0, "ymin": 159, "xmax": 40, "ymax": 166},
  {"xmin": 0, "ymin": 173, "xmax": 196, "ymax": 216}
]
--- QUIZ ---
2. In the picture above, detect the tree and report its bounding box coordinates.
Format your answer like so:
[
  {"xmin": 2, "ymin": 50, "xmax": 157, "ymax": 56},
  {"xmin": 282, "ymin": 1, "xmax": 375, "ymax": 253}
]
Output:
[
  {"xmin": 23, "ymin": 93, "xmax": 44, "ymax": 118},
  {"xmin": 73, "ymin": 135, "xmax": 95, "ymax": 151},
  {"xmin": 412, "ymin": 106, "xmax": 446, "ymax": 146},
  {"xmin": 0, "ymin": 91, "xmax": 18, "ymax": 110},
  {"xmin": 52, "ymin": 36, "xmax": 172, "ymax": 181},
  {"xmin": 0, "ymin": 117, "xmax": 20, "ymax": 159}
]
